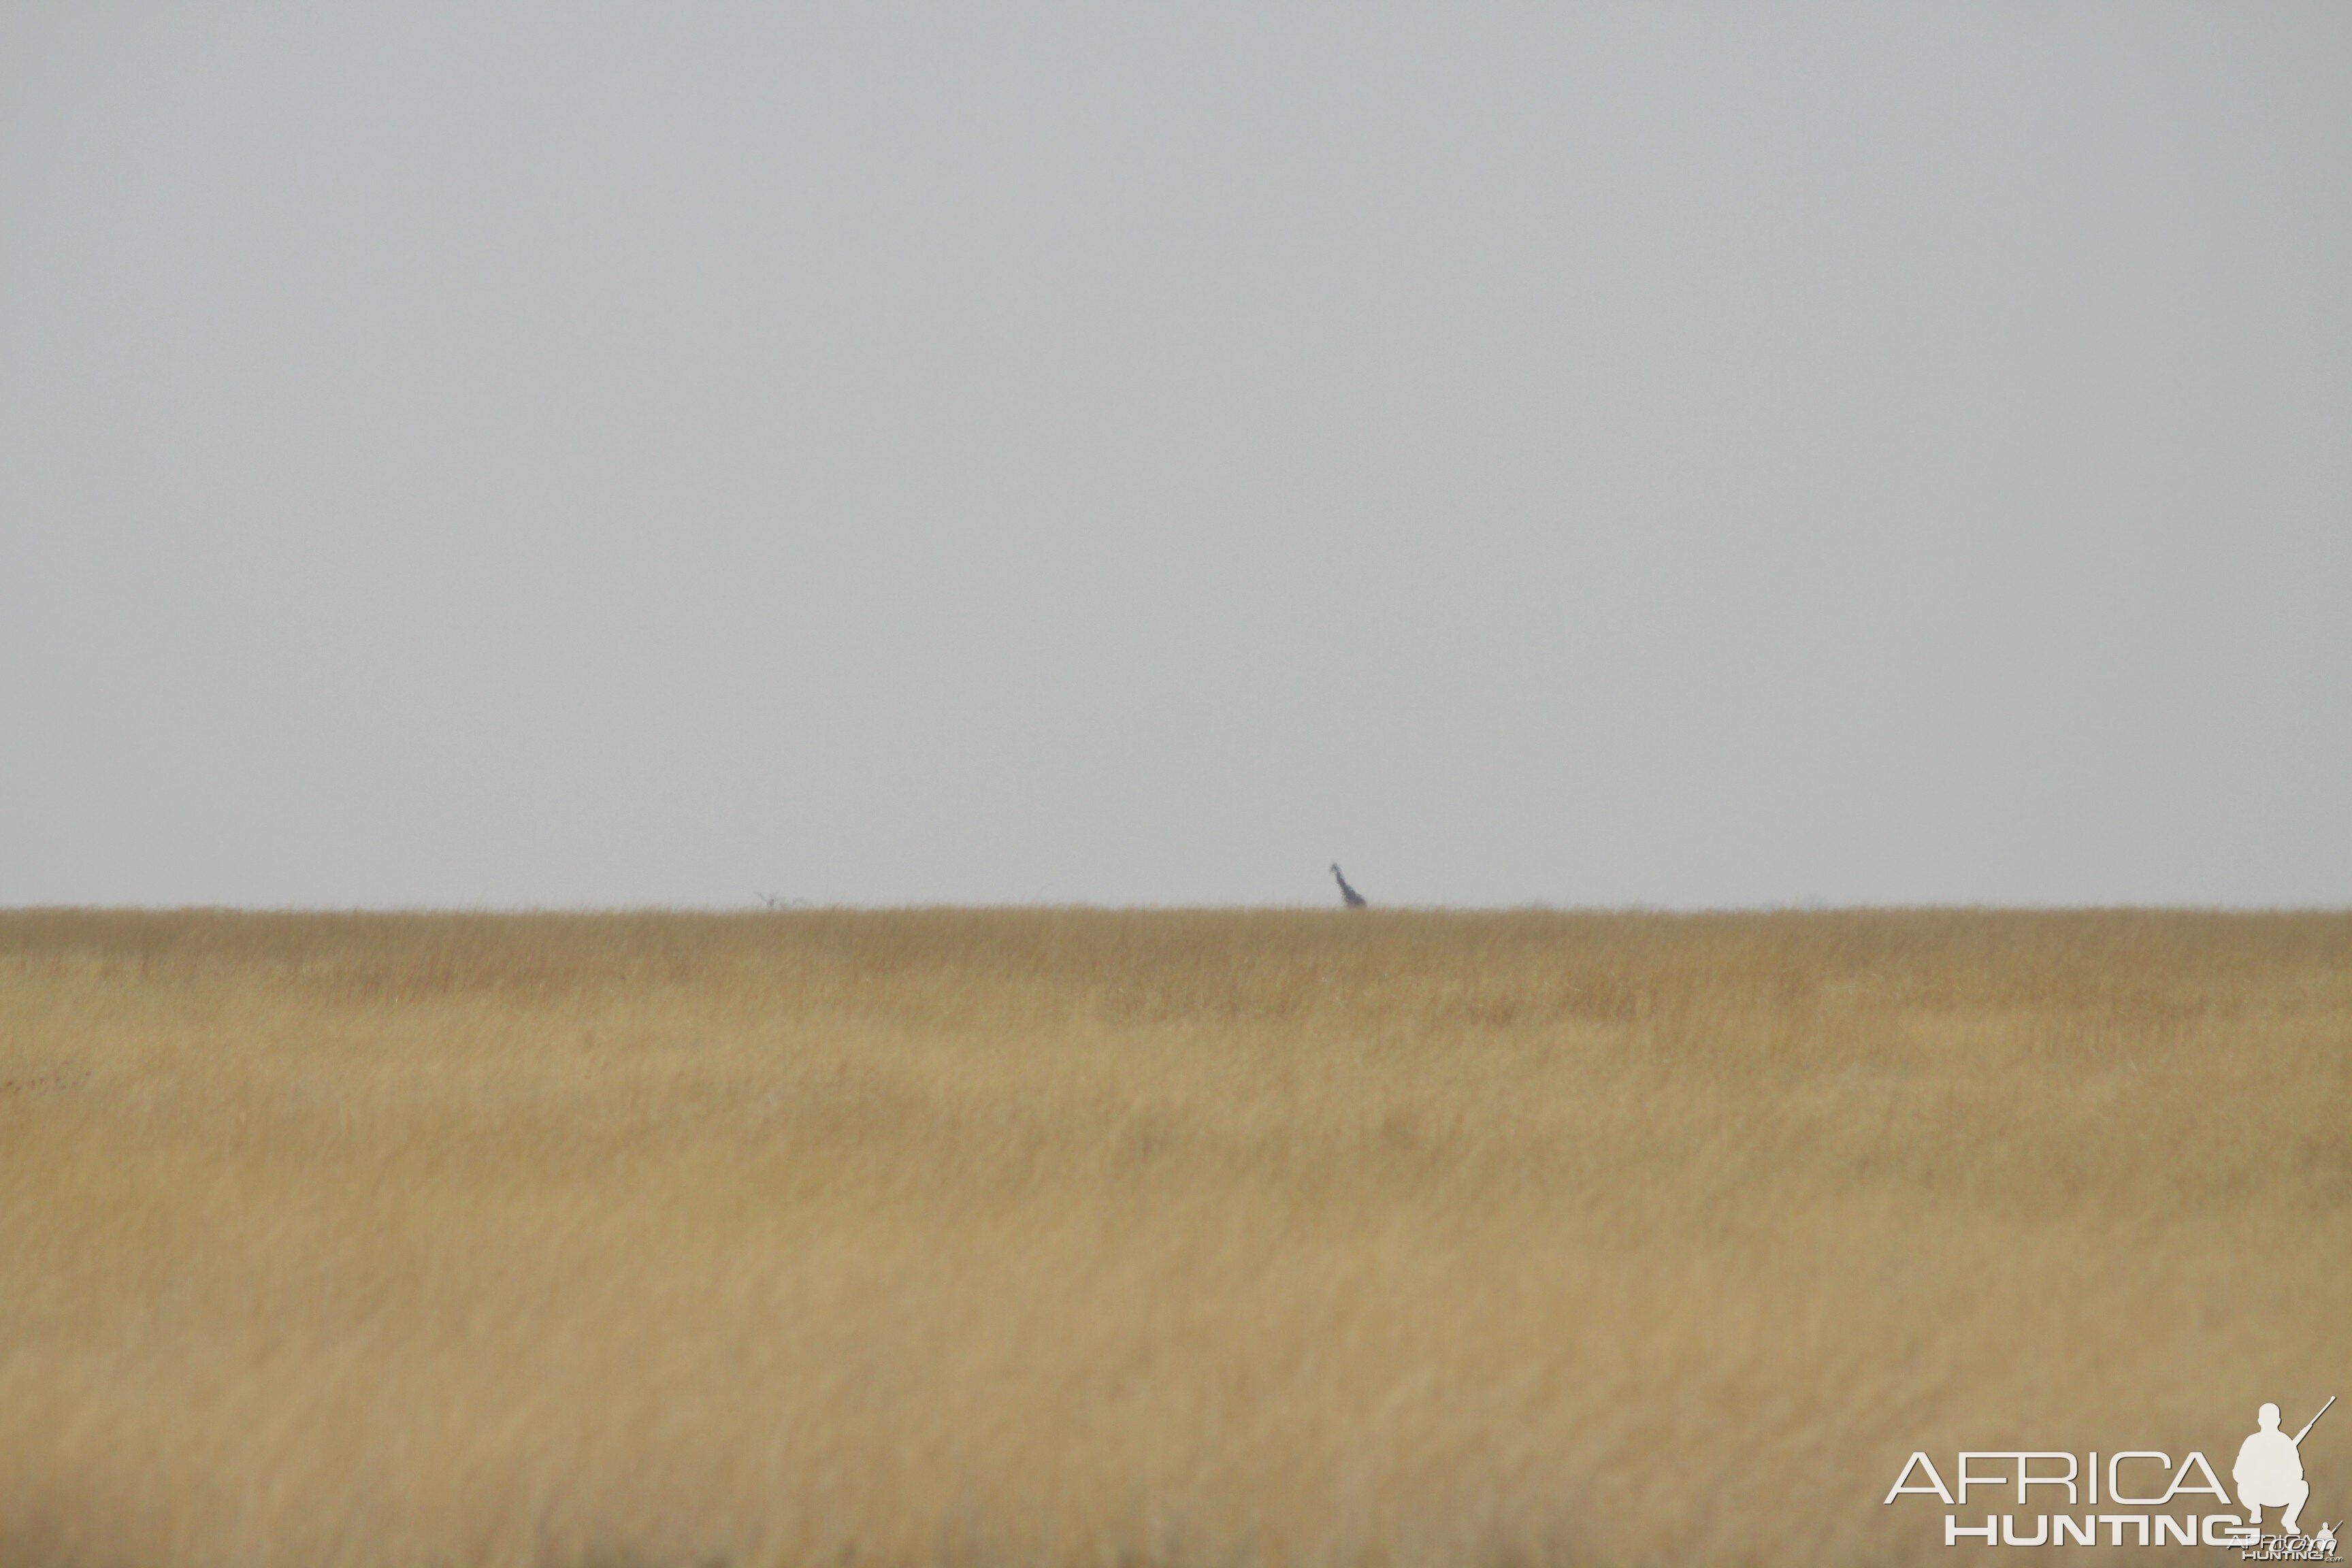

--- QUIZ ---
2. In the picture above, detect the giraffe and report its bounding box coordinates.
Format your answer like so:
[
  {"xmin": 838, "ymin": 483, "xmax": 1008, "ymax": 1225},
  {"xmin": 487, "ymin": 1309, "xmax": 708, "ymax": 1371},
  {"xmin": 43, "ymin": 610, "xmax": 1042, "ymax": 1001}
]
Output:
[{"xmin": 1330, "ymin": 864, "xmax": 1369, "ymax": 909}]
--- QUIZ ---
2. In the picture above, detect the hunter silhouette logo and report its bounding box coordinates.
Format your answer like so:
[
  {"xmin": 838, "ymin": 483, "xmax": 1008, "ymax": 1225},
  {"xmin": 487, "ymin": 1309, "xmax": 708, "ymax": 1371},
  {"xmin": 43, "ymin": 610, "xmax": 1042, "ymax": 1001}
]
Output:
[
  {"xmin": 1883, "ymin": 1395, "xmax": 2336, "ymax": 1555},
  {"xmin": 2240, "ymin": 1398, "xmax": 2332, "ymax": 1537}
]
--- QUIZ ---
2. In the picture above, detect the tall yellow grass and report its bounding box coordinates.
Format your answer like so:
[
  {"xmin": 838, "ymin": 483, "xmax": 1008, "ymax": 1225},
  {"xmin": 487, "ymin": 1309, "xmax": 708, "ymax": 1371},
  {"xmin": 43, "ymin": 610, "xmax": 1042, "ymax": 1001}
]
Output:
[{"xmin": 1, "ymin": 908, "xmax": 2346, "ymax": 1567}]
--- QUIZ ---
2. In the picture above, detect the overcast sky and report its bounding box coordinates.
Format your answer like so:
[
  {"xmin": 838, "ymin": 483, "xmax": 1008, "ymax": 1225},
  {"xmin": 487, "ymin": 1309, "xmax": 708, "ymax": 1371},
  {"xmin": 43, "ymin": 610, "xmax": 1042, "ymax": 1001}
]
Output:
[{"xmin": 3, "ymin": 4, "xmax": 2346, "ymax": 909}]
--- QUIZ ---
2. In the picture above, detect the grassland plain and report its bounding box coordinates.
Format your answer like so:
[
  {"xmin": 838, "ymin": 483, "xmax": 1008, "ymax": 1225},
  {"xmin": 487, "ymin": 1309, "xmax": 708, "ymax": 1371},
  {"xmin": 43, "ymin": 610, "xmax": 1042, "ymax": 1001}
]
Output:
[{"xmin": 0, "ymin": 908, "xmax": 2346, "ymax": 1568}]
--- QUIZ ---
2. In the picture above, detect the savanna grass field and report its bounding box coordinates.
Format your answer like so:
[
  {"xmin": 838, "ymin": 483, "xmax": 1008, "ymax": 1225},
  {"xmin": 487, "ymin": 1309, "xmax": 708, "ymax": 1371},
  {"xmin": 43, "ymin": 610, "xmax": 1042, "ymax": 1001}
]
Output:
[{"xmin": 2, "ymin": 907, "xmax": 2346, "ymax": 1568}]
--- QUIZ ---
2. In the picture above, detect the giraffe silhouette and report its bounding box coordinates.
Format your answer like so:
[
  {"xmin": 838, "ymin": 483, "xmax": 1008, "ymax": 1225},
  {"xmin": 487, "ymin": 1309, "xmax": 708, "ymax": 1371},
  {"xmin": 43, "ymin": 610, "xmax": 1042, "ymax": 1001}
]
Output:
[{"xmin": 1330, "ymin": 864, "xmax": 1369, "ymax": 909}]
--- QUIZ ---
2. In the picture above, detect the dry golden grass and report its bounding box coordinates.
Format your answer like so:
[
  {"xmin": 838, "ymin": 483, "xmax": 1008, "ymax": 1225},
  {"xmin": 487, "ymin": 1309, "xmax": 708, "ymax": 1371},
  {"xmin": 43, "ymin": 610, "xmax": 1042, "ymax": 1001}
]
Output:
[{"xmin": 1, "ymin": 907, "xmax": 2347, "ymax": 1567}]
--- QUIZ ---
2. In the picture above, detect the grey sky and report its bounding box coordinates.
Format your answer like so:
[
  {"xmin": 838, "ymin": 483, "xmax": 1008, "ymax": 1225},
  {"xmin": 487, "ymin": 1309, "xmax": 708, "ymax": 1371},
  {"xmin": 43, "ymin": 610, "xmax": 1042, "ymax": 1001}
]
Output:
[{"xmin": 3, "ymin": 4, "xmax": 2346, "ymax": 909}]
